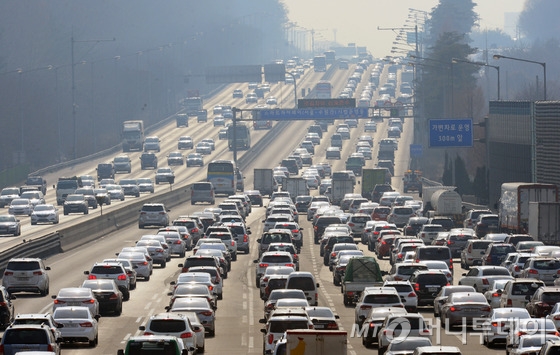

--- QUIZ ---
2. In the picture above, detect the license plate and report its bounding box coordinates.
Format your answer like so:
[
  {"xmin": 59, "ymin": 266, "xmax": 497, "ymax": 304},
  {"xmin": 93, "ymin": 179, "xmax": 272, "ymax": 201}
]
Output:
[
  {"xmin": 428, "ymin": 287, "xmax": 438, "ymax": 292},
  {"xmin": 16, "ymin": 277, "xmax": 29, "ymax": 281},
  {"xmin": 65, "ymin": 323, "xmax": 79, "ymax": 327}
]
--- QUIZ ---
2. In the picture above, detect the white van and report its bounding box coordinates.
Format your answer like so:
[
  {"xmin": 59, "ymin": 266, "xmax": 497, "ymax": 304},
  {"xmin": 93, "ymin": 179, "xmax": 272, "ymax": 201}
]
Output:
[
  {"xmin": 285, "ymin": 271, "xmax": 319, "ymax": 306},
  {"xmin": 500, "ymin": 278, "xmax": 545, "ymax": 308}
]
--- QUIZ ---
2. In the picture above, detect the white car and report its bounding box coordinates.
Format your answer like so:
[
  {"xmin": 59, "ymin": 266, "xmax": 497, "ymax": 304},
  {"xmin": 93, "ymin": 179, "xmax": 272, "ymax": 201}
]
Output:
[
  {"xmin": 458, "ymin": 266, "xmax": 513, "ymax": 293},
  {"xmin": 53, "ymin": 306, "xmax": 100, "ymax": 347},
  {"xmin": 481, "ymin": 307, "xmax": 531, "ymax": 346},
  {"xmin": 509, "ymin": 334, "xmax": 560, "ymax": 355},
  {"xmin": 30, "ymin": 204, "xmax": 59, "ymax": 225},
  {"xmin": 8, "ymin": 198, "xmax": 33, "ymax": 216},
  {"xmin": 52, "ymin": 288, "xmax": 100, "ymax": 317},
  {"xmin": 383, "ymin": 280, "xmax": 418, "ymax": 312}
]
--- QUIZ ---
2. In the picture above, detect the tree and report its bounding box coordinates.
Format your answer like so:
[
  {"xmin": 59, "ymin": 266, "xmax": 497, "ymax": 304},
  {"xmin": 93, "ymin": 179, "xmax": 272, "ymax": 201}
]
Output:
[
  {"xmin": 518, "ymin": 0, "xmax": 560, "ymax": 42},
  {"xmin": 426, "ymin": 0, "xmax": 478, "ymax": 48}
]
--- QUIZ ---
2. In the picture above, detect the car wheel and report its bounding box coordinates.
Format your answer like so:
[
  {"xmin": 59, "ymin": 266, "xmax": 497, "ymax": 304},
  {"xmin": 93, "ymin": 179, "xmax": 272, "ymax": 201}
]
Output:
[
  {"xmin": 180, "ymin": 251, "xmax": 185, "ymax": 258},
  {"xmin": 123, "ymin": 290, "xmax": 130, "ymax": 301},
  {"xmin": 256, "ymin": 278, "xmax": 260, "ymax": 288},
  {"xmin": 40, "ymin": 286, "xmax": 49, "ymax": 297},
  {"xmin": 161, "ymin": 261, "xmax": 166, "ymax": 268},
  {"xmin": 139, "ymin": 224, "xmax": 144, "ymax": 229},
  {"xmin": 115, "ymin": 303, "xmax": 122, "ymax": 316},
  {"xmin": 89, "ymin": 334, "xmax": 98, "ymax": 347},
  {"xmin": 232, "ymin": 253, "xmax": 237, "ymax": 261},
  {"xmin": 144, "ymin": 275, "xmax": 150, "ymax": 281},
  {"xmin": 84, "ymin": 209, "xmax": 89, "ymax": 215},
  {"xmin": 130, "ymin": 281, "xmax": 136, "ymax": 290}
]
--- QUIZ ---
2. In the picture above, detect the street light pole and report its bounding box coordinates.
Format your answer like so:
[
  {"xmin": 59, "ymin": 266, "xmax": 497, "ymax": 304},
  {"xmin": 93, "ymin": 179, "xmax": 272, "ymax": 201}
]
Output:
[
  {"xmin": 492, "ymin": 54, "xmax": 546, "ymax": 100},
  {"xmin": 451, "ymin": 58, "xmax": 500, "ymax": 100},
  {"xmin": 71, "ymin": 34, "xmax": 115, "ymax": 159}
]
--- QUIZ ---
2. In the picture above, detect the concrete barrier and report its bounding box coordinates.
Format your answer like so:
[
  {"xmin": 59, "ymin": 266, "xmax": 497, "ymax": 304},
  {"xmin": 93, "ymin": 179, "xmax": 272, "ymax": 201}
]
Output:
[{"xmin": 0, "ymin": 233, "xmax": 62, "ymax": 273}]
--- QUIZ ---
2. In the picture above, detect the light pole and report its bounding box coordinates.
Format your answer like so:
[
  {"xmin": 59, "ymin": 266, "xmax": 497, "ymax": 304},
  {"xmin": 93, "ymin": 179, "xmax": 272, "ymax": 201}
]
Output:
[
  {"xmin": 493, "ymin": 54, "xmax": 546, "ymax": 100},
  {"xmin": 452, "ymin": 58, "xmax": 500, "ymax": 100},
  {"xmin": 71, "ymin": 34, "xmax": 115, "ymax": 159}
]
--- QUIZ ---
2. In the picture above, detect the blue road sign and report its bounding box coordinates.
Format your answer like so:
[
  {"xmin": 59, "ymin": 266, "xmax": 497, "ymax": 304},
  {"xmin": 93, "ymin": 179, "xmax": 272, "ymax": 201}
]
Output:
[
  {"xmin": 410, "ymin": 144, "xmax": 423, "ymax": 157},
  {"xmin": 255, "ymin": 108, "xmax": 368, "ymax": 120},
  {"xmin": 429, "ymin": 118, "xmax": 473, "ymax": 148}
]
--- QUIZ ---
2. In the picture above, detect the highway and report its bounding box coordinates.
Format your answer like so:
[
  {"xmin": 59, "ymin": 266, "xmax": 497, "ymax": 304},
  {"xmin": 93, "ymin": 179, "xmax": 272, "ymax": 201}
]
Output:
[{"xmin": 4, "ymin": 62, "xmax": 499, "ymax": 355}]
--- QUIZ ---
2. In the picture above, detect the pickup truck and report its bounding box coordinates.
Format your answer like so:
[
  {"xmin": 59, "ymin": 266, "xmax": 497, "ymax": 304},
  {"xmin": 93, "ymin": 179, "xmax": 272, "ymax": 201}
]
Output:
[{"xmin": 341, "ymin": 256, "xmax": 384, "ymax": 306}]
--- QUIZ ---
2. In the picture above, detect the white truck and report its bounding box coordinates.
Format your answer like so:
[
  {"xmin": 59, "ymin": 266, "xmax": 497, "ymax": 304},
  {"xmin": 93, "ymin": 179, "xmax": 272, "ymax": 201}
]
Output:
[
  {"xmin": 273, "ymin": 330, "xmax": 347, "ymax": 355},
  {"xmin": 499, "ymin": 182, "xmax": 558, "ymax": 234},
  {"xmin": 529, "ymin": 202, "xmax": 560, "ymax": 244},
  {"xmin": 254, "ymin": 168, "xmax": 276, "ymax": 196},
  {"xmin": 424, "ymin": 187, "xmax": 463, "ymax": 227},
  {"xmin": 121, "ymin": 120, "xmax": 144, "ymax": 152},
  {"xmin": 282, "ymin": 177, "xmax": 309, "ymax": 202},
  {"xmin": 330, "ymin": 178, "xmax": 354, "ymax": 206}
]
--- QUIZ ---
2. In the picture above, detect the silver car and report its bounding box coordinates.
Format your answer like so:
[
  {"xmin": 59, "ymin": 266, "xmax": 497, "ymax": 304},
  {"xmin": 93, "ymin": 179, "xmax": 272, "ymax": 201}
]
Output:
[
  {"xmin": 166, "ymin": 297, "xmax": 216, "ymax": 336},
  {"xmin": 116, "ymin": 251, "xmax": 152, "ymax": 281},
  {"xmin": 440, "ymin": 292, "xmax": 491, "ymax": 328},
  {"xmin": 30, "ymin": 204, "xmax": 59, "ymax": 225}
]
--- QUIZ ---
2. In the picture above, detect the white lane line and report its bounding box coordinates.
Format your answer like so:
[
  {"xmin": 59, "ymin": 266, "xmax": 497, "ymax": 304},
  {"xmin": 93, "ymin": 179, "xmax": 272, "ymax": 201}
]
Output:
[{"xmin": 121, "ymin": 333, "xmax": 131, "ymax": 344}]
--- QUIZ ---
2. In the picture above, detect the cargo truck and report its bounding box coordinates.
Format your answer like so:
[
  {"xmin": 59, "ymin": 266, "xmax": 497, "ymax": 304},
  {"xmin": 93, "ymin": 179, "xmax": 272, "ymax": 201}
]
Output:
[
  {"xmin": 499, "ymin": 183, "xmax": 558, "ymax": 234},
  {"xmin": 282, "ymin": 177, "xmax": 309, "ymax": 202},
  {"xmin": 330, "ymin": 177, "xmax": 354, "ymax": 206},
  {"xmin": 55, "ymin": 176, "xmax": 83, "ymax": 205},
  {"xmin": 361, "ymin": 168, "xmax": 388, "ymax": 199},
  {"xmin": 429, "ymin": 189, "xmax": 463, "ymax": 226},
  {"xmin": 341, "ymin": 256, "xmax": 383, "ymax": 306},
  {"xmin": 273, "ymin": 330, "xmax": 348, "ymax": 355},
  {"xmin": 403, "ymin": 170, "xmax": 422, "ymax": 193},
  {"xmin": 529, "ymin": 202, "xmax": 560, "ymax": 245},
  {"xmin": 121, "ymin": 120, "xmax": 144, "ymax": 152},
  {"xmin": 254, "ymin": 168, "xmax": 276, "ymax": 196}
]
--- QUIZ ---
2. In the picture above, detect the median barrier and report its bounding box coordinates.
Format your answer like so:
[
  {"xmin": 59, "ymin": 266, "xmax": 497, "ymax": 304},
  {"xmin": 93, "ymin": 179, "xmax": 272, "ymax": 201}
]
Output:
[{"xmin": 0, "ymin": 232, "xmax": 61, "ymax": 273}]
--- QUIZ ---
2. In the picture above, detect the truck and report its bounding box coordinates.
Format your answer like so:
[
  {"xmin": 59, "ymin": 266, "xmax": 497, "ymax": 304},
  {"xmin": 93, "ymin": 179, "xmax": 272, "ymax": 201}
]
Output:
[
  {"xmin": 330, "ymin": 177, "xmax": 354, "ymax": 206},
  {"xmin": 254, "ymin": 169, "xmax": 276, "ymax": 196},
  {"xmin": 341, "ymin": 256, "xmax": 383, "ymax": 306},
  {"xmin": 96, "ymin": 163, "xmax": 115, "ymax": 181},
  {"xmin": 500, "ymin": 183, "xmax": 559, "ymax": 234},
  {"xmin": 313, "ymin": 55, "xmax": 327, "ymax": 72},
  {"xmin": 196, "ymin": 109, "xmax": 208, "ymax": 123},
  {"xmin": 424, "ymin": 188, "xmax": 463, "ymax": 226},
  {"xmin": 55, "ymin": 176, "xmax": 83, "ymax": 205},
  {"xmin": 529, "ymin": 202, "xmax": 560, "ymax": 245},
  {"xmin": 121, "ymin": 120, "xmax": 144, "ymax": 152},
  {"xmin": 361, "ymin": 168, "xmax": 388, "ymax": 199},
  {"xmin": 24, "ymin": 175, "xmax": 47, "ymax": 195},
  {"xmin": 377, "ymin": 149, "xmax": 395, "ymax": 163},
  {"xmin": 175, "ymin": 113, "xmax": 189, "ymax": 127},
  {"xmin": 282, "ymin": 177, "xmax": 309, "ymax": 202},
  {"xmin": 403, "ymin": 170, "xmax": 422, "ymax": 193},
  {"xmin": 273, "ymin": 330, "xmax": 347, "ymax": 355},
  {"xmin": 345, "ymin": 156, "xmax": 363, "ymax": 176},
  {"xmin": 183, "ymin": 94, "xmax": 203, "ymax": 116}
]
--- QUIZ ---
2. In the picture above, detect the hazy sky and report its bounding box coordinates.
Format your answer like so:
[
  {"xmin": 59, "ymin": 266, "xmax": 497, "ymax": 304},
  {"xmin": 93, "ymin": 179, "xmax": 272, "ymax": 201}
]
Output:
[{"xmin": 282, "ymin": 0, "xmax": 526, "ymax": 57}]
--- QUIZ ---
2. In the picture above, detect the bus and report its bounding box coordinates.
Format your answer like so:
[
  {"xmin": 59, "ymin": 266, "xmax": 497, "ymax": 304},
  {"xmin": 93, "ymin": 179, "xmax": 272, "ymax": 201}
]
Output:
[
  {"xmin": 227, "ymin": 123, "xmax": 251, "ymax": 151},
  {"xmin": 207, "ymin": 160, "xmax": 237, "ymax": 196},
  {"xmin": 315, "ymin": 80, "xmax": 332, "ymax": 99},
  {"xmin": 324, "ymin": 50, "xmax": 336, "ymax": 65},
  {"xmin": 313, "ymin": 55, "xmax": 327, "ymax": 72}
]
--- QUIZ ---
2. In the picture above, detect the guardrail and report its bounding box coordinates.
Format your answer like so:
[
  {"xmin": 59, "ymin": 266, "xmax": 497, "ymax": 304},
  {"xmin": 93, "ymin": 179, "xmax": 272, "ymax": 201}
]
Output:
[{"xmin": 0, "ymin": 232, "xmax": 62, "ymax": 274}]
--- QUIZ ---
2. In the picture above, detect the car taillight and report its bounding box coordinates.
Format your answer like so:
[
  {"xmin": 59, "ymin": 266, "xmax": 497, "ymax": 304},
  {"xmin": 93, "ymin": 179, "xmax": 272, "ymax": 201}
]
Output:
[
  {"xmin": 259, "ymin": 263, "xmax": 269, "ymax": 268},
  {"xmin": 447, "ymin": 241, "xmax": 454, "ymax": 245},
  {"xmin": 420, "ymin": 233, "xmax": 425, "ymax": 238},
  {"xmin": 268, "ymin": 334, "xmax": 274, "ymax": 344},
  {"xmin": 450, "ymin": 306, "xmax": 461, "ymax": 312},
  {"xmin": 33, "ymin": 271, "xmax": 43, "ymax": 275},
  {"xmin": 492, "ymin": 292, "xmax": 501, "ymax": 297},
  {"xmin": 482, "ymin": 278, "xmax": 489, "ymax": 285},
  {"xmin": 331, "ymin": 252, "xmax": 336, "ymax": 257},
  {"xmin": 514, "ymin": 265, "xmax": 520, "ymax": 272},
  {"xmin": 118, "ymin": 274, "xmax": 127, "ymax": 280},
  {"xmin": 397, "ymin": 253, "xmax": 403, "ymax": 258},
  {"xmin": 482, "ymin": 306, "xmax": 491, "ymax": 312},
  {"xmin": 191, "ymin": 228, "xmax": 199, "ymax": 233},
  {"xmin": 554, "ymin": 315, "xmax": 560, "ymax": 320},
  {"xmin": 174, "ymin": 240, "xmax": 182, "ymax": 244},
  {"xmin": 3, "ymin": 272, "xmax": 13, "ymax": 276},
  {"xmin": 83, "ymin": 299, "xmax": 96, "ymax": 304},
  {"xmin": 528, "ymin": 269, "xmax": 538, "ymax": 274},
  {"xmin": 142, "ymin": 261, "xmax": 149, "ymax": 265},
  {"xmin": 47, "ymin": 345, "xmax": 53, "ymax": 352},
  {"xmin": 286, "ymin": 264, "xmax": 295, "ymax": 268},
  {"xmin": 144, "ymin": 331, "xmax": 154, "ymax": 336},
  {"xmin": 449, "ymin": 260, "xmax": 453, "ymax": 270},
  {"xmin": 394, "ymin": 276, "xmax": 403, "ymax": 281},
  {"xmin": 408, "ymin": 292, "xmax": 417, "ymax": 298},
  {"xmin": 327, "ymin": 322, "xmax": 338, "ymax": 330},
  {"xmin": 292, "ymin": 229, "xmax": 299, "ymax": 234},
  {"xmin": 88, "ymin": 275, "xmax": 97, "ymax": 280},
  {"xmin": 486, "ymin": 255, "xmax": 491, "ymax": 262},
  {"xmin": 53, "ymin": 300, "xmax": 65, "ymax": 304},
  {"xmin": 348, "ymin": 223, "xmax": 355, "ymax": 227},
  {"xmin": 507, "ymin": 299, "xmax": 513, "ymax": 306},
  {"xmin": 201, "ymin": 311, "xmax": 213, "ymax": 316},
  {"xmin": 80, "ymin": 322, "xmax": 94, "ymax": 327},
  {"xmin": 180, "ymin": 332, "xmax": 193, "ymax": 338},
  {"xmin": 208, "ymin": 285, "xmax": 213, "ymax": 291},
  {"xmin": 414, "ymin": 283, "xmax": 420, "ymax": 291},
  {"xmin": 243, "ymin": 234, "xmax": 248, "ymax": 243}
]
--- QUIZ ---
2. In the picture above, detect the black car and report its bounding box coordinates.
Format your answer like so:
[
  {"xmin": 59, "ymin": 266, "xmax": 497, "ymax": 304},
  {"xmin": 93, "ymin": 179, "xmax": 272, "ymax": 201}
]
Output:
[
  {"xmin": 81, "ymin": 279, "xmax": 123, "ymax": 315},
  {"xmin": 295, "ymin": 195, "xmax": 313, "ymax": 212},
  {"xmin": 244, "ymin": 190, "xmax": 263, "ymax": 207},
  {"xmin": 409, "ymin": 270, "xmax": 449, "ymax": 306},
  {"xmin": 140, "ymin": 152, "xmax": 158, "ymax": 170},
  {"xmin": 403, "ymin": 217, "xmax": 429, "ymax": 236},
  {"xmin": 371, "ymin": 184, "xmax": 394, "ymax": 203},
  {"xmin": 0, "ymin": 286, "xmax": 15, "ymax": 330},
  {"xmin": 313, "ymin": 216, "xmax": 344, "ymax": 244}
]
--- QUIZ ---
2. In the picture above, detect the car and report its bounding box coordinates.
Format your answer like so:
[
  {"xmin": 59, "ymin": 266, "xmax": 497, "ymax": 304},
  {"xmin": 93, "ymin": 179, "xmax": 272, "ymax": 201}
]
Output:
[
  {"xmin": 0, "ymin": 187, "xmax": 21, "ymax": 208},
  {"xmin": 195, "ymin": 142, "xmax": 212, "ymax": 155},
  {"xmin": 460, "ymin": 239, "xmax": 494, "ymax": 269},
  {"xmin": 0, "ymin": 214, "xmax": 21, "ymax": 236},
  {"xmin": 360, "ymin": 306, "xmax": 409, "ymax": 347},
  {"xmin": 254, "ymin": 251, "xmax": 295, "ymax": 287},
  {"xmin": 378, "ymin": 314, "xmax": 432, "ymax": 355},
  {"xmin": 116, "ymin": 251, "xmax": 153, "ymax": 281},
  {"xmin": 0, "ymin": 286, "xmax": 15, "ymax": 330},
  {"xmin": 355, "ymin": 287, "xmax": 404, "ymax": 325},
  {"xmin": 102, "ymin": 258, "xmax": 137, "ymax": 290},
  {"xmin": 246, "ymin": 93, "xmax": 258, "ymax": 103},
  {"xmin": 11, "ymin": 313, "xmax": 63, "ymax": 340},
  {"xmin": 218, "ymin": 127, "xmax": 228, "ymax": 140},
  {"xmin": 0, "ymin": 324, "xmax": 62, "ymax": 354},
  {"xmin": 474, "ymin": 213, "xmax": 499, "ymax": 238},
  {"xmin": 409, "ymin": 270, "xmax": 449, "ymax": 306},
  {"xmin": 482, "ymin": 243, "xmax": 517, "ymax": 266},
  {"xmin": 526, "ymin": 286, "xmax": 560, "ymax": 318},
  {"xmin": 52, "ymin": 287, "xmax": 99, "ymax": 317},
  {"xmin": 325, "ymin": 147, "xmax": 341, "ymax": 160},
  {"xmin": 458, "ymin": 266, "xmax": 513, "ymax": 293},
  {"xmin": 137, "ymin": 239, "xmax": 170, "ymax": 266},
  {"xmin": 259, "ymin": 315, "xmax": 313, "ymax": 355},
  {"xmin": 138, "ymin": 203, "xmax": 170, "ymax": 228},
  {"xmin": 166, "ymin": 297, "xmax": 216, "ymax": 336},
  {"xmin": 383, "ymin": 280, "xmax": 418, "ymax": 312},
  {"xmin": 81, "ymin": 279, "xmax": 123, "ymax": 315},
  {"xmin": 157, "ymin": 229, "xmax": 188, "ymax": 257},
  {"xmin": 506, "ymin": 318, "xmax": 558, "ymax": 352},
  {"xmin": 266, "ymin": 96, "xmax": 278, "ymax": 105},
  {"xmin": 140, "ymin": 152, "xmax": 158, "ymax": 169},
  {"xmin": 167, "ymin": 283, "xmax": 217, "ymax": 310},
  {"xmin": 2, "ymin": 257, "xmax": 50, "ymax": 296},
  {"xmin": 232, "ymin": 89, "xmax": 243, "ymax": 98},
  {"xmin": 138, "ymin": 313, "xmax": 198, "ymax": 350},
  {"xmin": 481, "ymin": 307, "xmax": 531, "ymax": 346},
  {"xmin": 166, "ymin": 152, "xmax": 184, "ymax": 166},
  {"xmin": 113, "ymin": 154, "xmax": 132, "ymax": 173},
  {"xmin": 155, "ymin": 167, "xmax": 175, "ymax": 185},
  {"xmin": 520, "ymin": 257, "xmax": 560, "ymax": 285},
  {"xmin": 364, "ymin": 120, "xmax": 377, "ymax": 132},
  {"xmin": 463, "ymin": 209, "xmax": 493, "ymax": 229},
  {"xmin": 440, "ymin": 291, "xmax": 491, "ymax": 328},
  {"xmin": 186, "ymin": 153, "xmax": 204, "ymax": 167},
  {"xmin": 117, "ymin": 179, "xmax": 139, "ymax": 198},
  {"xmin": 176, "ymin": 269, "xmax": 223, "ymax": 299},
  {"xmin": 177, "ymin": 136, "xmax": 194, "ymax": 150},
  {"xmin": 20, "ymin": 190, "xmax": 45, "ymax": 207},
  {"xmin": 144, "ymin": 136, "xmax": 161, "ymax": 152},
  {"xmin": 8, "ymin": 198, "xmax": 33, "ymax": 216},
  {"xmin": 134, "ymin": 178, "xmax": 154, "ymax": 194},
  {"xmin": 510, "ymin": 334, "xmax": 560, "ymax": 355},
  {"xmin": 105, "ymin": 184, "xmax": 125, "ymax": 201},
  {"xmin": 84, "ymin": 261, "xmax": 131, "ymax": 301}
]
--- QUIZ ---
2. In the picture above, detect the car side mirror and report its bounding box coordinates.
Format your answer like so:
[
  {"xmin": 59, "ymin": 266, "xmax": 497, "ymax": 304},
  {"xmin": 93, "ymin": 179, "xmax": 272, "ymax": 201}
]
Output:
[
  {"xmin": 167, "ymin": 292, "xmax": 172, "ymax": 296},
  {"xmin": 462, "ymin": 273, "xmax": 467, "ymax": 276},
  {"xmin": 253, "ymin": 260, "xmax": 258, "ymax": 263},
  {"xmin": 94, "ymin": 315, "xmax": 101, "ymax": 321},
  {"xmin": 359, "ymin": 315, "xmax": 365, "ymax": 320},
  {"xmin": 260, "ymin": 328, "xmax": 267, "ymax": 334},
  {"xmin": 259, "ymin": 318, "xmax": 267, "ymax": 324},
  {"xmin": 164, "ymin": 306, "xmax": 171, "ymax": 312},
  {"xmin": 46, "ymin": 266, "xmax": 51, "ymax": 271},
  {"xmin": 316, "ymin": 283, "xmax": 320, "ymax": 288}
]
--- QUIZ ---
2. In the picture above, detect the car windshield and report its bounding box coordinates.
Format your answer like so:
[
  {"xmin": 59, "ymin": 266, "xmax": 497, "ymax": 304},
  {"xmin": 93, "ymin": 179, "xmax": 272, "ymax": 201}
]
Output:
[
  {"xmin": 66, "ymin": 195, "xmax": 84, "ymax": 202},
  {"xmin": 33, "ymin": 205, "xmax": 54, "ymax": 211},
  {"xmin": 482, "ymin": 268, "xmax": 511, "ymax": 276}
]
